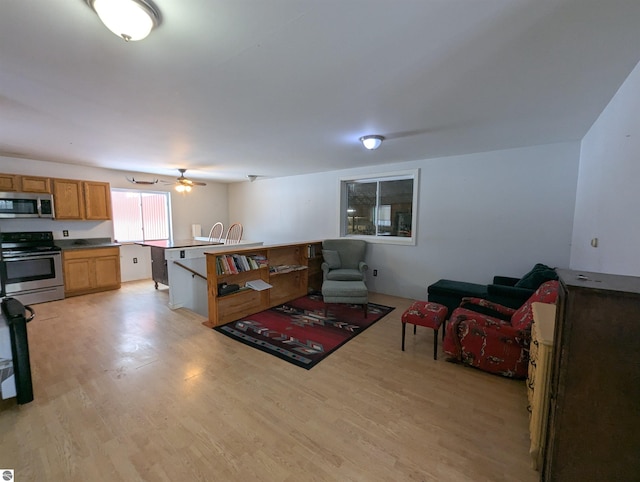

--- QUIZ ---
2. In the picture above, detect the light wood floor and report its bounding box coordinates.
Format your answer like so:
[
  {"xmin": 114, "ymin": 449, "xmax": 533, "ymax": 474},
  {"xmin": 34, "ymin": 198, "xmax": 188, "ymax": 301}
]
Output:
[{"xmin": 0, "ymin": 281, "xmax": 539, "ymax": 481}]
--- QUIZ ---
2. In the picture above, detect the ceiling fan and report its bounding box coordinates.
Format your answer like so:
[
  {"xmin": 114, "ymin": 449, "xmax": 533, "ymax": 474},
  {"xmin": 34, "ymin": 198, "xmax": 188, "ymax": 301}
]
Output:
[{"xmin": 163, "ymin": 169, "xmax": 207, "ymax": 192}]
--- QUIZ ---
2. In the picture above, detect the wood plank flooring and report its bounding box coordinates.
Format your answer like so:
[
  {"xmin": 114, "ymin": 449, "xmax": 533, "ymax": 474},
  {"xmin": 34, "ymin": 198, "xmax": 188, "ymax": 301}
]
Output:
[{"xmin": 0, "ymin": 281, "xmax": 539, "ymax": 481}]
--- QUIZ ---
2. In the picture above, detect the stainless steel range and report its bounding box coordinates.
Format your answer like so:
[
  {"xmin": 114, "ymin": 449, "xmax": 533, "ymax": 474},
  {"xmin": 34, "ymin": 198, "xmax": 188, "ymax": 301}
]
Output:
[{"xmin": 0, "ymin": 231, "xmax": 64, "ymax": 305}]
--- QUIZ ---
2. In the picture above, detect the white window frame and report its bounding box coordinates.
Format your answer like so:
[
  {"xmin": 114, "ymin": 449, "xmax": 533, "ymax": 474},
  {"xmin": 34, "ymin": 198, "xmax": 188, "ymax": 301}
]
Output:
[
  {"xmin": 339, "ymin": 168, "xmax": 419, "ymax": 246},
  {"xmin": 111, "ymin": 188, "xmax": 173, "ymax": 243}
]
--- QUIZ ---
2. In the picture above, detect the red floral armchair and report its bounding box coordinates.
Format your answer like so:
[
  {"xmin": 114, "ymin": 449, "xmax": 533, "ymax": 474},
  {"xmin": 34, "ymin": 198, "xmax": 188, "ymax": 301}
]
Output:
[{"xmin": 443, "ymin": 280, "xmax": 559, "ymax": 378}]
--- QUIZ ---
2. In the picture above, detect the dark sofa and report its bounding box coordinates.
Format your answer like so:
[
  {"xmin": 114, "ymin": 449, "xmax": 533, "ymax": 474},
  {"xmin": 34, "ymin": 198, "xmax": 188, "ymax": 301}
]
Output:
[{"xmin": 428, "ymin": 264, "xmax": 558, "ymax": 314}]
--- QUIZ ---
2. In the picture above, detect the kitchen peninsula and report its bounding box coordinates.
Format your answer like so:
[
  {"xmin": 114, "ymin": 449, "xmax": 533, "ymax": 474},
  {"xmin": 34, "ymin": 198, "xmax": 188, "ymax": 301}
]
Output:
[{"xmin": 136, "ymin": 239, "xmax": 263, "ymax": 316}]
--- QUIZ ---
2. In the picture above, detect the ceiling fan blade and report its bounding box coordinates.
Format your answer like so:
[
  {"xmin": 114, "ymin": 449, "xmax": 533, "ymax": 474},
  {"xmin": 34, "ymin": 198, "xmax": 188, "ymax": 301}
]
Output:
[{"xmin": 192, "ymin": 181, "xmax": 207, "ymax": 186}]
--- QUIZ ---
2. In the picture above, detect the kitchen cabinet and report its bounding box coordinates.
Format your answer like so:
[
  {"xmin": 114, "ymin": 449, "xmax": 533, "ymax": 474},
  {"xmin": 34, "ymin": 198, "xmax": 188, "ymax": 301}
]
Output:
[
  {"xmin": 63, "ymin": 247, "xmax": 121, "ymax": 297},
  {"xmin": 84, "ymin": 181, "xmax": 112, "ymax": 220},
  {"xmin": 205, "ymin": 241, "xmax": 322, "ymax": 327},
  {"xmin": 53, "ymin": 179, "xmax": 111, "ymax": 220},
  {"xmin": 53, "ymin": 179, "xmax": 84, "ymax": 219},
  {"xmin": 0, "ymin": 174, "xmax": 19, "ymax": 191},
  {"xmin": 542, "ymin": 269, "xmax": 640, "ymax": 481},
  {"xmin": 19, "ymin": 176, "xmax": 51, "ymax": 193}
]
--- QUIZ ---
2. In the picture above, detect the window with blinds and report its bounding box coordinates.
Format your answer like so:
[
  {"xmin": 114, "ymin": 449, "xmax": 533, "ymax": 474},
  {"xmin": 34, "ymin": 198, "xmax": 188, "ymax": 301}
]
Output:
[{"xmin": 111, "ymin": 189, "xmax": 170, "ymax": 242}]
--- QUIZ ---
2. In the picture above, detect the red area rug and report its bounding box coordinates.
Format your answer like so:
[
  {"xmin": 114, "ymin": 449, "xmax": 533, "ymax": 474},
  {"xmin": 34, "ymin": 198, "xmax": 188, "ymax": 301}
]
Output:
[{"xmin": 213, "ymin": 292, "xmax": 394, "ymax": 369}]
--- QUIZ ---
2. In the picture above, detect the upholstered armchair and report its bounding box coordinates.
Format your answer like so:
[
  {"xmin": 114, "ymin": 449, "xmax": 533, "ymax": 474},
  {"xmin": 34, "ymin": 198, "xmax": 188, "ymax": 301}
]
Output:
[
  {"xmin": 443, "ymin": 280, "xmax": 559, "ymax": 378},
  {"xmin": 321, "ymin": 239, "xmax": 368, "ymax": 281}
]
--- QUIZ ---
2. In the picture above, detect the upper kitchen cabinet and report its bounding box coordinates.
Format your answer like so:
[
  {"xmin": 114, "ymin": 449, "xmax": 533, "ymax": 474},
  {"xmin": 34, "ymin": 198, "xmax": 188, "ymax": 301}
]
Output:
[
  {"xmin": 84, "ymin": 181, "xmax": 112, "ymax": 220},
  {"xmin": 0, "ymin": 173, "xmax": 51, "ymax": 193},
  {"xmin": 53, "ymin": 179, "xmax": 112, "ymax": 220},
  {"xmin": 20, "ymin": 175, "xmax": 51, "ymax": 193},
  {"xmin": 0, "ymin": 173, "xmax": 20, "ymax": 191},
  {"xmin": 53, "ymin": 179, "xmax": 85, "ymax": 219}
]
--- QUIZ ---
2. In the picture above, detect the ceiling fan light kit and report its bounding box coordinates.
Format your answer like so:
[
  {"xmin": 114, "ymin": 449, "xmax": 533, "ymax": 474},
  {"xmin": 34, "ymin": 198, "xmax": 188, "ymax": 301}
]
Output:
[
  {"xmin": 86, "ymin": 0, "xmax": 161, "ymax": 42},
  {"xmin": 360, "ymin": 135, "xmax": 384, "ymax": 150},
  {"xmin": 167, "ymin": 169, "xmax": 206, "ymax": 193}
]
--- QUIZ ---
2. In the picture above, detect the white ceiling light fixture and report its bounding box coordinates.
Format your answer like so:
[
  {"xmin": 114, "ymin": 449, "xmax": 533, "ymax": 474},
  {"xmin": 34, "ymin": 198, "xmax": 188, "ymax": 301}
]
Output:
[
  {"xmin": 359, "ymin": 135, "xmax": 384, "ymax": 150},
  {"xmin": 86, "ymin": 0, "xmax": 161, "ymax": 42}
]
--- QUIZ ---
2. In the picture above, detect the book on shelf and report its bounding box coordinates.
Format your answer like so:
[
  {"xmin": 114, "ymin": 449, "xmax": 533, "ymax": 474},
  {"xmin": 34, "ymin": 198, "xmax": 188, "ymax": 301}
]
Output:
[
  {"xmin": 217, "ymin": 253, "xmax": 268, "ymax": 275},
  {"xmin": 245, "ymin": 279, "xmax": 273, "ymax": 291}
]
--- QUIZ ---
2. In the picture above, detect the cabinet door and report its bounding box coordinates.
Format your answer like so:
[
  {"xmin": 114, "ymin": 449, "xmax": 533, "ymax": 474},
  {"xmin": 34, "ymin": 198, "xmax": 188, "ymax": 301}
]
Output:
[
  {"xmin": 84, "ymin": 181, "xmax": 112, "ymax": 220},
  {"xmin": 53, "ymin": 179, "xmax": 85, "ymax": 219},
  {"xmin": 95, "ymin": 255, "xmax": 121, "ymax": 289},
  {"xmin": 64, "ymin": 258, "xmax": 93, "ymax": 293},
  {"xmin": 0, "ymin": 174, "xmax": 19, "ymax": 191},
  {"xmin": 20, "ymin": 176, "xmax": 51, "ymax": 193}
]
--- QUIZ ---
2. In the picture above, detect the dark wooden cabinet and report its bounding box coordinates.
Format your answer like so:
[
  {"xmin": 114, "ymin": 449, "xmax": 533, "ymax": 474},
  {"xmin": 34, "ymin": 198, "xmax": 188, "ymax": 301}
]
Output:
[{"xmin": 542, "ymin": 269, "xmax": 640, "ymax": 481}]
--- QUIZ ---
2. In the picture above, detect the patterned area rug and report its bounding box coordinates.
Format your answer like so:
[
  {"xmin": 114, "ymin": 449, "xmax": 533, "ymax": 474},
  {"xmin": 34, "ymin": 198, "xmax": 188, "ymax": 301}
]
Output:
[{"xmin": 213, "ymin": 292, "xmax": 394, "ymax": 369}]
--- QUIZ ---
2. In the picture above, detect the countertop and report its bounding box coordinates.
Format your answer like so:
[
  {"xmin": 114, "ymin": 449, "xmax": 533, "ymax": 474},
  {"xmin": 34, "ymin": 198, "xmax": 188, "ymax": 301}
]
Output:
[
  {"xmin": 135, "ymin": 239, "xmax": 224, "ymax": 249},
  {"xmin": 56, "ymin": 238, "xmax": 121, "ymax": 250}
]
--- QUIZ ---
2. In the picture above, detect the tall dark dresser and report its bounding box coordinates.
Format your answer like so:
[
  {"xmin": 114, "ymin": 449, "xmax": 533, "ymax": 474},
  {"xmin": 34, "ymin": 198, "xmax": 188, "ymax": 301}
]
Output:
[{"xmin": 542, "ymin": 269, "xmax": 640, "ymax": 481}]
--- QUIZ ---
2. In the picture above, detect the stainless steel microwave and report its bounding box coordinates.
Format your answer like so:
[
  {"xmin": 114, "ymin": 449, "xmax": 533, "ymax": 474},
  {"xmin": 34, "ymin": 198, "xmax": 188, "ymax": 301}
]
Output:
[{"xmin": 0, "ymin": 192, "xmax": 55, "ymax": 218}]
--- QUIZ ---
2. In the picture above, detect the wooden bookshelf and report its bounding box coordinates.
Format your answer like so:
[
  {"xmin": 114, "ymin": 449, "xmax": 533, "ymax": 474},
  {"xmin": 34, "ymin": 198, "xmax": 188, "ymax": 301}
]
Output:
[{"xmin": 204, "ymin": 241, "xmax": 322, "ymax": 327}]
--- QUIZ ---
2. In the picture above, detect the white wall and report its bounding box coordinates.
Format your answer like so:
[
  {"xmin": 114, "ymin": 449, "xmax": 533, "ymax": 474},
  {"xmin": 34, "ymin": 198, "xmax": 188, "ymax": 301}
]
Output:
[
  {"xmin": 0, "ymin": 156, "xmax": 229, "ymax": 281},
  {"xmin": 229, "ymin": 142, "xmax": 580, "ymax": 300},
  {"xmin": 570, "ymin": 61, "xmax": 640, "ymax": 276}
]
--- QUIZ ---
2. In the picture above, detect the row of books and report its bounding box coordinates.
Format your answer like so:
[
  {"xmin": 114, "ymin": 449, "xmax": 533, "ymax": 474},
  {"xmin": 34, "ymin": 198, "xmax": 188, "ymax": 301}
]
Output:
[{"xmin": 216, "ymin": 254, "xmax": 268, "ymax": 275}]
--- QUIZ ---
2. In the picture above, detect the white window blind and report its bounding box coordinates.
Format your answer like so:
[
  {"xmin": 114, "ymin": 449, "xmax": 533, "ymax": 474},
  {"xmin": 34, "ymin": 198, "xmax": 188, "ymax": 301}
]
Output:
[{"xmin": 111, "ymin": 189, "xmax": 170, "ymax": 242}]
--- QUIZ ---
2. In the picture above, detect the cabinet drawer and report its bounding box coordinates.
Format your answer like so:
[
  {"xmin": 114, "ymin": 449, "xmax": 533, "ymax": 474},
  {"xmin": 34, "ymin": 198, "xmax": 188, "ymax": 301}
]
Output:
[{"xmin": 63, "ymin": 247, "xmax": 119, "ymax": 260}]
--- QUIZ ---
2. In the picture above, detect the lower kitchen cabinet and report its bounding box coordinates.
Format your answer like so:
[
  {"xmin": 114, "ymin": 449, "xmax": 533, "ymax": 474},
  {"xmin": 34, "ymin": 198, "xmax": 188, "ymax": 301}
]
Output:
[{"xmin": 63, "ymin": 247, "xmax": 121, "ymax": 297}]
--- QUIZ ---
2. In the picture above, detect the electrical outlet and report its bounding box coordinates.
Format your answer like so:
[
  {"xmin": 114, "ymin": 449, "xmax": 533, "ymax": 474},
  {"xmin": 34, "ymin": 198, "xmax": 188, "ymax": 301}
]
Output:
[
  {"xmin": 63, "ymin": 230, "xmax": 69, "ymax": 237},
  {"xmin": 373, "ymin": 269, "xmax": 378, "ymax": 277},
  {"xmin": 180, "ymin": 250, "xmax": 185, "ymax": 258},
  {"xmin": 133, "ymin": 258, "xmax": 138, "ymax": 264}
]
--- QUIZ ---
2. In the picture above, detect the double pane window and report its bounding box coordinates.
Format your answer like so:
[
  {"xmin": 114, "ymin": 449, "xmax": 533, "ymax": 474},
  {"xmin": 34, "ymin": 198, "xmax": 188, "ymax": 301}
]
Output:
[
  {"xmin": 111, "ymin": 189, "xmax": 170, "ymax": 242},
  {"xmin": 341, "ymin": 170, "xmax": 418, "ymax": 244}
]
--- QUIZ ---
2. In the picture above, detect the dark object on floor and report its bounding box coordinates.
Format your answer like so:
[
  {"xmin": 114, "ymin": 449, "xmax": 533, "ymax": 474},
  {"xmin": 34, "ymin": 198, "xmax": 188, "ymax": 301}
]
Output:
[
  {"xmin": 1, "ymin": 297, "xmax": 35, "ymax": 404},
  {"xmin": 213, "ymin": 292, "xmax": 393, "ymax": 369}
]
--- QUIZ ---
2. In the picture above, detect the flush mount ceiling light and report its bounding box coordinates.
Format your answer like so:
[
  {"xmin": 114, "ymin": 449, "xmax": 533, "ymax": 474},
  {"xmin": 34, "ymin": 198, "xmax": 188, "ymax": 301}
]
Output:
[
  {"xmin": 86, "ymin": 0, "xmax": 161, "ymax": 42},
  {"xmin": 359, "ymin": 135, "xmax": 384, "ymax": 150}
]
